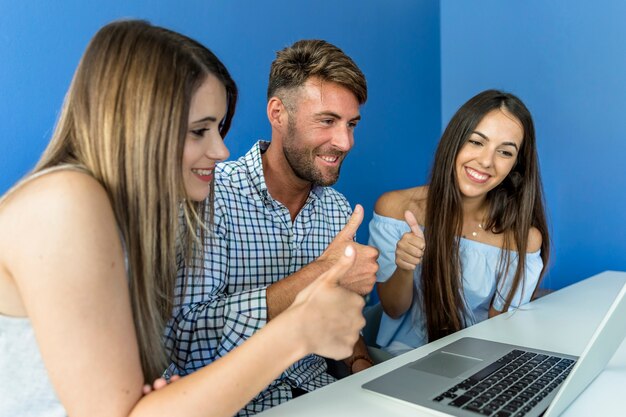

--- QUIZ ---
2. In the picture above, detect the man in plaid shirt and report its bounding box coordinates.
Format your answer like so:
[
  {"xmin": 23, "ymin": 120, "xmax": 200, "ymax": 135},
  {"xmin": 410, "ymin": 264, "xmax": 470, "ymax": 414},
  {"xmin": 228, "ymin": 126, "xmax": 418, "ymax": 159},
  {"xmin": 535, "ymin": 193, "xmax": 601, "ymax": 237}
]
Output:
[{"xmin": 166, "ymin": 39, "xmax": 378, "ymax": 415}]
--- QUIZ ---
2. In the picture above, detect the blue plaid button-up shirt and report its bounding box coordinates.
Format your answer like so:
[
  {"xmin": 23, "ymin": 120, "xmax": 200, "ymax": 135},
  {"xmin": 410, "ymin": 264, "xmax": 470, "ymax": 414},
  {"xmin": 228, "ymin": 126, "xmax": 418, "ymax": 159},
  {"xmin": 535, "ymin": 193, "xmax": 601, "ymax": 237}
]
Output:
[{"xmin": 165, "ymin": 141, "xmax": 352, "ymax": 415}]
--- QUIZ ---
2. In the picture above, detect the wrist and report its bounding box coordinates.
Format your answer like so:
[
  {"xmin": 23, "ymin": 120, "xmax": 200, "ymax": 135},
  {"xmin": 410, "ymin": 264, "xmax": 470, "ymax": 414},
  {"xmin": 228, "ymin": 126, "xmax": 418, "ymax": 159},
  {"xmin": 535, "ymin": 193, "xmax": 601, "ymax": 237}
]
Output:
[
  {"xmin": 273, "ymin": 306, "xmax": 310, "ymax": 362},
  {"xmin": 391, "ymin": 267, "xmax": 416, "ymax": 285},
  {"xmin": 311, "ymin": 256, "xmax": 332, "ymax": 275}
]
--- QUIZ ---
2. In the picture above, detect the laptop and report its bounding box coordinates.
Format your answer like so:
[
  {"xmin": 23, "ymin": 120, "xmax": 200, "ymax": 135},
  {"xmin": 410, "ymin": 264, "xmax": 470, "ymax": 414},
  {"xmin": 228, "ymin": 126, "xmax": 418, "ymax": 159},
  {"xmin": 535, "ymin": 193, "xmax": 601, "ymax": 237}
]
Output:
[{"xmin": 362, "ymin": 282, "xmax": 626, "ymax": 417}]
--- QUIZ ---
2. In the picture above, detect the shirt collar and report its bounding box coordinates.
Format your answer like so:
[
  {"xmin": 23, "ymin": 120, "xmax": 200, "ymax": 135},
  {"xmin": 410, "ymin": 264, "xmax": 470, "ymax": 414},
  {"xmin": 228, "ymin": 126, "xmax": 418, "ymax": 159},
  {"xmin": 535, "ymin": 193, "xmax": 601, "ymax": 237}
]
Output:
[
  {"xmin": 244, "ymin": 140, "xmax": 270, "ymax": 200},
  {"xmin": 245, "ymin": 140, "xmax": 325, "ymax": 203}
]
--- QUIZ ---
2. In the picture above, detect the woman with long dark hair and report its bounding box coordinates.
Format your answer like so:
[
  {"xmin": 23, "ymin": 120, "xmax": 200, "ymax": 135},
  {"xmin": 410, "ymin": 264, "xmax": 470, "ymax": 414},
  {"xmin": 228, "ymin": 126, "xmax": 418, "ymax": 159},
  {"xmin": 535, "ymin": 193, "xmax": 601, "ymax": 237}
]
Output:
[{"xmin": 370, "ymin": 89, "xmax": 549, "ymax": 355}]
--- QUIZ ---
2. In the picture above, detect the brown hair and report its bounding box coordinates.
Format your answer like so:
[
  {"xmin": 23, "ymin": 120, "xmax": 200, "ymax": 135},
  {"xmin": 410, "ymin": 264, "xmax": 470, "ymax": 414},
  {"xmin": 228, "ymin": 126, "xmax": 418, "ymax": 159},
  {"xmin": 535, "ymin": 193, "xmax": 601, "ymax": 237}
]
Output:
[
  {"xmin": 421, "ymin": 89, "xmax": 550, "ymax": 342},
  {"xmin": 267, "ymin": 39, "xmax": 367, "ymax": 105}
]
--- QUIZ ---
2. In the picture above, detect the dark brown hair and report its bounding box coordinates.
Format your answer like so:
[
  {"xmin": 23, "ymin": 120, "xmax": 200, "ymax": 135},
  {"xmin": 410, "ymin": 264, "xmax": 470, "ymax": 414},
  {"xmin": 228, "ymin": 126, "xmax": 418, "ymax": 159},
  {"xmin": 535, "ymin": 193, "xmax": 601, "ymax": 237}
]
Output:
[{"xmin": 421, "ymin": 89, "xmax": 550, "ymax": 342}]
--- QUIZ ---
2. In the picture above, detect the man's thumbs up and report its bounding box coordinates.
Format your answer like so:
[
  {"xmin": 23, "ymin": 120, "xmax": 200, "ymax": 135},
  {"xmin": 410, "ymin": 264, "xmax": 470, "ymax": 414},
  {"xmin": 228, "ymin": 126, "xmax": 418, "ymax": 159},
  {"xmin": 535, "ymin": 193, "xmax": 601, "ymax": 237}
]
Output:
[
  {"xmin": 317, "ymin": 204, "xmax": 378, "ymax": 296},
  {"xmin": 335, "ymin": 204, "xmax": 364, "ymax": 241}
]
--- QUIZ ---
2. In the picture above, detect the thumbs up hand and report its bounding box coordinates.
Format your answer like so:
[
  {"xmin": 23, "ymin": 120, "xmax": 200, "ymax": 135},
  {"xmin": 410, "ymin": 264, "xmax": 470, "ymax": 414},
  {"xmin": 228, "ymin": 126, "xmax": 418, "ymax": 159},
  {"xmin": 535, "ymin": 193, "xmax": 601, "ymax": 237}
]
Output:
[
  {"xmin": 395, "ymin": 210, "xmax": 426, "ymax": 271},
  {"xmin": 291, "ymin": 245, "xmax": 366, "ymax": 360},
  {"xmin": 317, "ymin": 204, "xmax": 379, "ymax": 296}
]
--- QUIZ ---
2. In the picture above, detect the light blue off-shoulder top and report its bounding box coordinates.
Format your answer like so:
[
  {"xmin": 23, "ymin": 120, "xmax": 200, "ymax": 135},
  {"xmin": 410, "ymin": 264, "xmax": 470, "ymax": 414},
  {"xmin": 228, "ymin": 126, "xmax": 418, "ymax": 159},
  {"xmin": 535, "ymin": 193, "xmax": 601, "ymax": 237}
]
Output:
[{"xmin": 368, "ymin": 212, "xmax": 543, "ymax": 356}]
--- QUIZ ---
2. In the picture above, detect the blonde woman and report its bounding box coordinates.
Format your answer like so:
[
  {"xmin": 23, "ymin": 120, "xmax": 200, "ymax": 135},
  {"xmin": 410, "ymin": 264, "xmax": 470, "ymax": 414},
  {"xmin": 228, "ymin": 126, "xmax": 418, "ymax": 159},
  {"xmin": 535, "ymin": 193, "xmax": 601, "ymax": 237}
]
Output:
[{"xmin": 0, "ymin": 20, "xmax": 368, "ymax": 417}]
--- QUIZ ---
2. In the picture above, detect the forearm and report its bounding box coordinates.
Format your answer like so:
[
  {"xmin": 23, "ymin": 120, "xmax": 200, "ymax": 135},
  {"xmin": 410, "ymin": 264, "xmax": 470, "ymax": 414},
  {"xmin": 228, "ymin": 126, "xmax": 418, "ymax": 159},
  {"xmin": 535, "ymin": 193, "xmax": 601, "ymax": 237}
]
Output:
[
  {"xmin": 377, "ymin": 268, "xmax": 415, "ymax": 319},
  {"xmin": 266, "ymin": 260, "xmax": 329, "ymax": 319},
  {"xmin": 132, "ymin": 311, "xmax": 306, "ymax": 417},
  {"xmin": 137, "ymin": 244, "xmax": 366, "ymax": 417}
]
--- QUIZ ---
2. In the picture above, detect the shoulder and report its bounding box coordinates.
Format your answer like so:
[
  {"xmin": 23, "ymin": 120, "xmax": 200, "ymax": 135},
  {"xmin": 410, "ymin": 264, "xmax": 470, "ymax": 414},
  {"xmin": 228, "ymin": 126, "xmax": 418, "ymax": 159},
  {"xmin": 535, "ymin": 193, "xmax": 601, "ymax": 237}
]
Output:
[
  {"xmin": 217, "ymin": 140, "xmax": 263, "ymax": 178},
  {"xmin": 214, "ymin": 158, "xmax": 253, "ymax": 205},
  {"xmin": 0, "ymin": 169, "xmax": 122, "ymax": 284},
  {"xmin": 215, "ymin": 158, "xmax": 246, "ymax": 184},
  {"xmin": 526, "ymin": 227, "xmax": 543, "ymax": 253},
  {"xmin": 322, "ymin": 186, "xmax": 350, "ymax": 207},
  {"xmin": 374, "ymin": 185, "xmax": 427, "ymax": 223},
  {"xmin": 1, "ymin": 170, "xmax": 118, "ymax": 252},
  {"xmin": 215, "ymin": 144, "xmax": 263, "ymax": 195},
  {"xmin": 2, "ymin": 170, "xmax": 111, "ymax": 219}
]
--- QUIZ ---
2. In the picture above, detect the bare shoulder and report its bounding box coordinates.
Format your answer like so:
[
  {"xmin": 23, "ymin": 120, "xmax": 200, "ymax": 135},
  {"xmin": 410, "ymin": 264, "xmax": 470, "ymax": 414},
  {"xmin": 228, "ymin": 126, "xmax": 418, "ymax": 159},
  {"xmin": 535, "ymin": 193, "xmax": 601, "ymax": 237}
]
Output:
[
  {"xmin": 374, "ymin": 185, "xmax": 428, "ymax": 223},
  {"xmin": 1, "ymin": 170, "xmax": 112, "ymax": 224},
  {"xmin": 527, "ymin": 227, "xmax": 543, "ymax": 253},
  {"xmin": 0, "ymin": 170, "xmax": 119, "ymax": 270}
]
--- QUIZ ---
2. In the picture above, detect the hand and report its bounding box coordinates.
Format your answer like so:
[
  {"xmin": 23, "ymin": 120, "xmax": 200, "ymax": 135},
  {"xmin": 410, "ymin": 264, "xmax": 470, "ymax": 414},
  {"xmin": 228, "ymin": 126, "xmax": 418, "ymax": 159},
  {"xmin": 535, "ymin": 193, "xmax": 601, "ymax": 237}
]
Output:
[
  {"xmin": 351, "ymin": 357, "xmax": 373, "ymax": 374},
  {"xmin": 395, "ymin": 210, "xmax": 425, "ymax": 271},
  {"xmin": 317, "ymin": 204, "xmax": 378, "ymax": 295},
  {"xmin": 290, "ymin": 245, "xmax": 367, "ymax": 360},
  {"xmin": 141, "ymin": 375, "xmax": 180, "ymax": 395}
]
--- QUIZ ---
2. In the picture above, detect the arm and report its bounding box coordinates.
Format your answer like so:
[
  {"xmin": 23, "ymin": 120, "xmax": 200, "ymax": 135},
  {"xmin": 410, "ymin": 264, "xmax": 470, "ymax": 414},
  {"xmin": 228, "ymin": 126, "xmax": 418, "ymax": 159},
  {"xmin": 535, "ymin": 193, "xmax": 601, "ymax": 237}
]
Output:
[
  {"xmin": 266, "ymin": 204, "xmax": 378, "ymax": 319},
  {"xmin": 371, "ymin": 199, "xmax": 425, "ymax": 319},
  {"xmin": 377, "ymin": 270, "xmax": 416, "ymax": 319},
  {"xmin": 6, "ymin": 172, "xmax": 145, "ymax": 417},
  {"xmin": 168, "ymin": 204, "xmax": 377, "ymax": 374},
  {"xmin": 7, "ymin": 171, "xmax": 365, "ymax": 417},
  {"xmin": 135, "ymin": 246, "xmax": 365, "ymax": 417}
]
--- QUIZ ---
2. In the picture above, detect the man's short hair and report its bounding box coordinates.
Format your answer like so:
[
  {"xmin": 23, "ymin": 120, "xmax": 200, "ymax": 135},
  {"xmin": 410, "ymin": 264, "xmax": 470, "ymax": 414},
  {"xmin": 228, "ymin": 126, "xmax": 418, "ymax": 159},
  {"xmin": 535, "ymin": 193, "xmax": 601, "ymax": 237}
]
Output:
[{"xmin": 267, "ymin": 39, "xmax": 367, "ymax": 105}]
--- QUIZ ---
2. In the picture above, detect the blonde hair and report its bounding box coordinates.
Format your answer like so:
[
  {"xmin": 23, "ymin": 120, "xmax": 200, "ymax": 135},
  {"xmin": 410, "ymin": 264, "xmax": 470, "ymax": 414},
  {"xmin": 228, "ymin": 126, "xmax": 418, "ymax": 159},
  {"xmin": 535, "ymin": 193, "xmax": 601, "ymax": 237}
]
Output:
[{"xmin": 6, "ymin": 20, "xmax": 237, "ymax": 380}]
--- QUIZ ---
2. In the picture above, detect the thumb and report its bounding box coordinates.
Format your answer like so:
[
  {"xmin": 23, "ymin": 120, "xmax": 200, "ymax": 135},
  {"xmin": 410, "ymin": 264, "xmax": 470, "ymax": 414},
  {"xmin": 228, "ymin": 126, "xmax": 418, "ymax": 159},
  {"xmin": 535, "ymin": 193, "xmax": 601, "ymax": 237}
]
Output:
[
  {"xmin": 404, "ymin": 210, "xmax": 424, "ymax": 239},
  {"xmin": 317, "ymin": 245, "xmax": 357, "ymax": 286},
  {"xmin": 336, "ymin": 204, "xmax": 364, "ymax": 241}
]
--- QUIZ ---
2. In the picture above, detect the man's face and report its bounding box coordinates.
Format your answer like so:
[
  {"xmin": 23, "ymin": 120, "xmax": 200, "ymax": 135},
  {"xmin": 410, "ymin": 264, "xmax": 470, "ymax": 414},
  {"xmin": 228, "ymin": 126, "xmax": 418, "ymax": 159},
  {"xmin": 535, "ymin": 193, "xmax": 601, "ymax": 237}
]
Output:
[{"xmin": 282, "ymin": 77, "xmax": 361, "ymax": 186}]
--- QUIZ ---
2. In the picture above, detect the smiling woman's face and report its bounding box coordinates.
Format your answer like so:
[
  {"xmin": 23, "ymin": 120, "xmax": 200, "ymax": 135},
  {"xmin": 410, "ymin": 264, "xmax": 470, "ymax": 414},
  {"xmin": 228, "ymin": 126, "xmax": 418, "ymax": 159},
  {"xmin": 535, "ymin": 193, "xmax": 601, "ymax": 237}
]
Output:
[
  {"xmin": 182, "ymin": 74, "xmax": 230, "ymax": 202},
  {"xmin": 455, "ymin": 107, "xmax": 523, "ymax": 202}
]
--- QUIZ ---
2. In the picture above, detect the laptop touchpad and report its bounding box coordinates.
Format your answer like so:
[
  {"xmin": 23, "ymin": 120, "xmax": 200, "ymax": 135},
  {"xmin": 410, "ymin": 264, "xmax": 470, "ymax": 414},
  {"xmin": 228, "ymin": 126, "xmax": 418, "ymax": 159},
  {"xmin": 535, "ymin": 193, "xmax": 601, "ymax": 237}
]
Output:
[{"xmin": 410, "ymin": 352, "xmax": 482, "ymax": 378}]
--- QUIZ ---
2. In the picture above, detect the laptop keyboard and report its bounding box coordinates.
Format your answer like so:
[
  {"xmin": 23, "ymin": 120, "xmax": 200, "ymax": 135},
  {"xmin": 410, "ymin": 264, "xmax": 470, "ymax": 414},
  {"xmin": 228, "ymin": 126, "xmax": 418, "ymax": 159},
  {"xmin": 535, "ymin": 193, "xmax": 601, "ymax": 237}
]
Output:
[{"xmin": 432, "ymin": 349, "xmax": 575, "ymax": 417}]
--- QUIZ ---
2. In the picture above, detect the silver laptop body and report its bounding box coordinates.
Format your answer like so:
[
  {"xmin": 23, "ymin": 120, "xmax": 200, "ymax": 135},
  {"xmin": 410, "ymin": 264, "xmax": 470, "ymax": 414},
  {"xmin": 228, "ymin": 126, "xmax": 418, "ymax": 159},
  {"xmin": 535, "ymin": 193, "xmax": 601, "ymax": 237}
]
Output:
[{"xmin": 362, "ymin": 282, "xmax": 626, "ymax": 417}]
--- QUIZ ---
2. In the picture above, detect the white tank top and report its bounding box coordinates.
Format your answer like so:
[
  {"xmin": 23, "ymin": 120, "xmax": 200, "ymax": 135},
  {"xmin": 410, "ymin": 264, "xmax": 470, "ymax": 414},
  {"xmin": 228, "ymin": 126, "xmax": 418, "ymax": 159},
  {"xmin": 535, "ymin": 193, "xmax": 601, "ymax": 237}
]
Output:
[{"xmin": 0, "ymin": 314, "xmax": 66, "ymax": 416}]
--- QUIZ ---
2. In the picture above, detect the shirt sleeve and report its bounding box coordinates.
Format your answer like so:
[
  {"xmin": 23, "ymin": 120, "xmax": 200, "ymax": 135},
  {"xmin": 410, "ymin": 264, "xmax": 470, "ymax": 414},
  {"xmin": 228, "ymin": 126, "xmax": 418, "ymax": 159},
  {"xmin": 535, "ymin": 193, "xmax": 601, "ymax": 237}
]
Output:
[
  {"xmin": 368, "ymin": 213, "xmax": 410, "ymax": 283},
  {"xmin": 492, "ymin": 250, "xmax": 544, "ymax": 311},
  {"xmin": 164, "ymin": 206, "xmax": 268, "ymax": 376}
]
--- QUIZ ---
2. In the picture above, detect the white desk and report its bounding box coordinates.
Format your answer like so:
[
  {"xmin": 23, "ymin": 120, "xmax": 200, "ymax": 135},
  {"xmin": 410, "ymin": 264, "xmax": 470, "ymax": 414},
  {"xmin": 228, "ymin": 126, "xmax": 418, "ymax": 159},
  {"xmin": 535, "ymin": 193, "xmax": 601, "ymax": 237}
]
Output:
[{"xmin": 259, "ymin": 271, "xmax": 626, "ymax": 417}]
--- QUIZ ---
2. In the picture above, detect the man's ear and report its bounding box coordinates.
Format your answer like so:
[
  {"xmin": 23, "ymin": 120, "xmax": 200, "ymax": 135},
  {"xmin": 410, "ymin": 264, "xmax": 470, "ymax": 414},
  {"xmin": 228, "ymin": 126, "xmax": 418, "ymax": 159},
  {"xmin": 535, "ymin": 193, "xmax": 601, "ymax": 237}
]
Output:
[{"xmin": 267, "ymin": 97, "xmax": 288, "ymax": 129}]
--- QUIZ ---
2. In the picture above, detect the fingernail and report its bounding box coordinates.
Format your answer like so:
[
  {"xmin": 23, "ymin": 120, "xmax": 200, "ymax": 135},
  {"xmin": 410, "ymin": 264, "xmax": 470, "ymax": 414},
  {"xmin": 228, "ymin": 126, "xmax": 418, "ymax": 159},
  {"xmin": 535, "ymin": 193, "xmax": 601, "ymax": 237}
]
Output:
[{"xmin": 345, "ymin": 245, "xmax": 355, "ymax": 257}]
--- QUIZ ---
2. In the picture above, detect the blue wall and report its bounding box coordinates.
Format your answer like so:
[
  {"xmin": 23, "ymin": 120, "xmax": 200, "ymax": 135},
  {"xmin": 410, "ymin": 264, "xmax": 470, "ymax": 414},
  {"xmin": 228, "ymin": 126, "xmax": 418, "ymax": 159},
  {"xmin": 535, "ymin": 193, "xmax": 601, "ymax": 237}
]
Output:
[
  {"xmin": 0, "ymin": 0, "xmax": 441, "ymax": 247},
  {"xmin": 3, "ymin": 1, "xmax": 622, "ymax": 291},
  {"xmin": 441, "ymin": 1, "xmax": 626, "ymax": 289}
]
